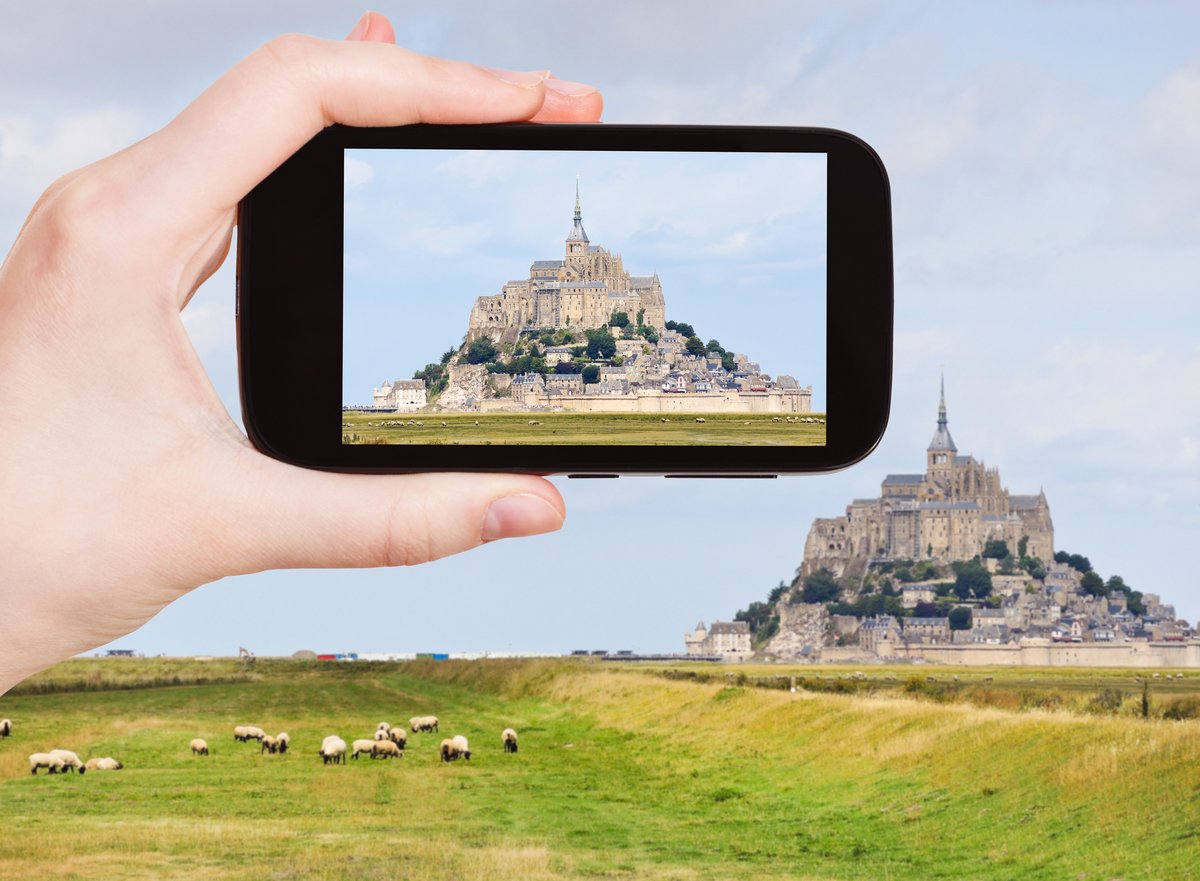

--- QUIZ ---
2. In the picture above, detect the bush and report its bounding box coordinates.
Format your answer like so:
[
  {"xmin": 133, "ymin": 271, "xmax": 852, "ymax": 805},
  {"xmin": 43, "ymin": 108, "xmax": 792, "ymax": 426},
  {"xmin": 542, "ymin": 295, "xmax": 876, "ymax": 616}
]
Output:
[
  {"xmin": 1085, "ymin": 688, "xmax": 1126, "ymax": 715},
  {"xmin": 1161, "ymin": 695, "xmax": 1200, "ymax": 720},
  {"xmin": 800, "ymin": 569, "xmax": 840, "ymax": 604},
  {"xmin": 465, "ymin": 337, "xmax": 498, "ymax": 364}
]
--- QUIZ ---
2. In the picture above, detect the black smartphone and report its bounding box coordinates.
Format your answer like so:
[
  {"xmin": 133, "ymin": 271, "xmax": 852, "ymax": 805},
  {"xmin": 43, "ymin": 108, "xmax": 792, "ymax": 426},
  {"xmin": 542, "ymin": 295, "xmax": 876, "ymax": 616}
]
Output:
[{"xmin": 237, "ymin": 123, "xmax": 892, "ymax": 476}]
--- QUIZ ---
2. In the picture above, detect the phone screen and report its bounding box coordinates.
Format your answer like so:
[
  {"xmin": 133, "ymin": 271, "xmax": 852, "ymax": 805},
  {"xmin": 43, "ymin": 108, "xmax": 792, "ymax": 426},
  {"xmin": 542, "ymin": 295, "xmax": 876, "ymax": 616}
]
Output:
[{"xmin": 342, "ymin": 149, "xmax": 826, "ymax": 446}]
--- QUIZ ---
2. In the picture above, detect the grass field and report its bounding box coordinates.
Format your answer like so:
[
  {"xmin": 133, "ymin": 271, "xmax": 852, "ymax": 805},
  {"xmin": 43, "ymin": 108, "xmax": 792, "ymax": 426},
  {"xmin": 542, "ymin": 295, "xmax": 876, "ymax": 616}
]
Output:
[
  {"xmin": 2, "ymin": 658, "xmax": 1199, "ymax": 880},
  {"xmin": 341, "ymin": 411, "xmax": 827, "ymax": 446}
]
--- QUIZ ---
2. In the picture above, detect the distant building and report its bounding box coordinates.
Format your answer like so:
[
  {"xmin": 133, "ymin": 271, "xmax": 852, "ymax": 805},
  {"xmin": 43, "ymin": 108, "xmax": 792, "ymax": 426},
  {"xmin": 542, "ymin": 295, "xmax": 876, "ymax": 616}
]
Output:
[
  {"xmin": 684, "ymin": 621, "xmax": 751, "ymax": 656},
  {"xmin": 372, "ymin": 378, "xmax": 427, "ymax": 411}
]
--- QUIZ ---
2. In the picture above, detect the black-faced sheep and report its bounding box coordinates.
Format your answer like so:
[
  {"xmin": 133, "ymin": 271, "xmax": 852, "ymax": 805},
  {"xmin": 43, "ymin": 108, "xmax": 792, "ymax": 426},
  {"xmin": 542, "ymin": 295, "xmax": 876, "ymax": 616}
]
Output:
[
  {"xmin": 190, "ymin": 739, "xmax": 209, "ymax": 756},
  {"xmin": 28, "ymin": 752, "xmax": 65, "ymax": 775},
  {"xmin": 371, "ymin": 739, "xmax": 402, "ymax": 759},
  {"xmin": 377, "ymin": 722, "xmax": 392, "ymax": 734},
  {"xmin": 388, "ymin": 728, "xmax": 407, "ymax": 748},
  {"xmin": 49, "ymin": 749, "xmax": 85, "ymax": 774},
  {"xmin": 502, "ymin": 728, "xmax": 518, "ymax": 754},
  {"xmin": 441, "ymin": 735, "xmax": 471, "ymax": 762},
  {"xmin": 451, "ymin": 735, "xmax": 471, "ymax": 760},
  {"xmin": 0, "ymin": 718, "xmax": 11, "ymax": 737},
  {"xmin": 319, "ymin": 736, "xmax": 346, "ymax": 765},
  {"xmin": 276, "ymin": 733, "xmax": 289, "ymax": 754},
  {"xmin": 85, "ymin": 757, "xmax": 123, "ymax": 771},
  {"xmin": 373, "ymin": 729, "xmax": 390, "ymax": 742},
  {"xmin": 351, "ymin": 739, "xmax": 377, "ymax": 760},
  {"xmin": 410, "ymin": 715, "xmax": 439, "ymax": 733},
  {"xmin": 261, "ymin": 735, "xmax": 279, "ymax": 754}
]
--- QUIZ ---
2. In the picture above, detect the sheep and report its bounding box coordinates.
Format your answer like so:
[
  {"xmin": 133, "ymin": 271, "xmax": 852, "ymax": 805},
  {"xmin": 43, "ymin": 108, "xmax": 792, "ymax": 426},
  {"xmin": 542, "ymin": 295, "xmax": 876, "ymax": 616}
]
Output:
[
  {"xmin": 276, "ymin": 733, "xmax": 289, "ymax": 754},
  {"xmin": 441, "ymin": 734, "xmax": 471, "ymax": 761},
  {"xmin": 49, "ymin": 749, "xmax": 85, "ymax": 774},
  {"xmin": 261, "ymin": 735, "xmax": 280, "ymax": 754},
  {"xmin": 85, "ymin": 757, "xmax": 123, "ymax": 771},
  {"xmin": 351, "ymin": 739, "xmax": 378, "ymax": 760},
  {"xmin": 694, "ymin": 417, "xmax": 706, "ymax": 423},
  {"xmin": 439, "ymin": 738, "xmax": 457, "ymax": 762},
  {"xmin": 376, "ymin": 722, "xmax": 392, "ymax": 734},
  {"xmin": 410, "ymin": 715, "xmax": 439, "ymax": 733},
  {"xmin": 0, "ymin": 718, "xmax": 11, "ymax": 737},
  {"xmin": 371, "ymin": 739, "xmax": 402, "ymax": 759},
  {"xmin": 29, "ymin": 752, "xmax": 65, "ymax": 775},
  {"xmin": 190, "ymin": 738, "xmax": 209, "ymax": 756},
  {"xmin": 502, "ymin": 728, "xmax": 518, "ymax": 754},
  {"xmin": 244, "ymin": 726, "xmax": 266, "ymax": 743},
  {"xmin": 233, "ymin": 726, "xmax": 249, "ymax": 742},
  {"xmin": 319, "ymin": 736, "xmax": 347, "ymax": 765},
  {"xmin": 388, "ymin": 728, "xmax": 407, "ymax": 748},
  {"xmin": 373, "ymin": 729, "xmax": 391, "ymax": 742}
]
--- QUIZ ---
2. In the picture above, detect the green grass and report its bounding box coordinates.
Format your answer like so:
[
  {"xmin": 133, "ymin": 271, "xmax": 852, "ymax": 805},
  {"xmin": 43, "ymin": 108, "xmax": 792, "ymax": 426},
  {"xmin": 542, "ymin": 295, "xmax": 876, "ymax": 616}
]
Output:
[
  {"xmin": 2, "ymin": 658, "xmax": 1198, "ymax": 880},
  {"xmin": 341, "ymin": 410, "xmax": 827, "ymax": 446}
]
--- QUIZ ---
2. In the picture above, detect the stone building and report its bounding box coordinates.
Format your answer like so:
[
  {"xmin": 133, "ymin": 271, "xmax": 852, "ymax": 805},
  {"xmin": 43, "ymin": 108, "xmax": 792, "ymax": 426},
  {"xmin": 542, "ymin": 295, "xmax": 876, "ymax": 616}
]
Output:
[
  {"xmin": 468, "ymin": 183, "xmax": 666, "ymax": 342},
  {"xmin": 802, "ymin": 379, "xmax": 1054, "ymax": 577},
  {"xmin": 684, "ymin": 621, "xmax": 752, "ymax": 656},
  {"xmin": 372, "ymin": 378, "xmax": 427, "ymax": 411}
]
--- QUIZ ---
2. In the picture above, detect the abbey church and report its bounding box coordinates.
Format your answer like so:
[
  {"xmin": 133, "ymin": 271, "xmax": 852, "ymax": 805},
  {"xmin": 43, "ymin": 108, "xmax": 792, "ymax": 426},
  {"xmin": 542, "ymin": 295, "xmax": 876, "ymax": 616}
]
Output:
[
  {"xmin": 802, "ymin": 382, "xmax": 1054, "ymax": 576},
  {"xmin": 467, "ymin": 184, "xmax": 667, "ymax": 341}
]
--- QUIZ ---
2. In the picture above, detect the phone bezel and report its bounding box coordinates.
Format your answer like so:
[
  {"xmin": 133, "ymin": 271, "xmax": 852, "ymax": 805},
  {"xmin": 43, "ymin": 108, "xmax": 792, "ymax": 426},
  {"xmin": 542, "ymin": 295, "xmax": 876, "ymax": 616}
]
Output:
[{"xmin": 237, "ymin": 123, "xmax": 892, "ymax": 475}]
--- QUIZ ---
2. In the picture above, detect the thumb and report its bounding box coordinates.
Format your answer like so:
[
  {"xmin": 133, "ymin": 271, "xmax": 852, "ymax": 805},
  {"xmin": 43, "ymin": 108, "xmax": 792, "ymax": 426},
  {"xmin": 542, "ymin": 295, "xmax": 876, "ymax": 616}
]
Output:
[{"xmin": 212, "ymin": 457, "xmax": 565, "ymax": 575}]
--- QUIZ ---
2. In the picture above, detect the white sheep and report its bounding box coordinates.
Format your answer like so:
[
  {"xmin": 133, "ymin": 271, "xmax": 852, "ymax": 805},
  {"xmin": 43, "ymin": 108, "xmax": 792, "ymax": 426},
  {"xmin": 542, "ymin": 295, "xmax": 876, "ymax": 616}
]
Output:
[
  {"xmin": 243, "ymin": 726, "xmax": 266, "ymax": 742},
  {"xmin": 502, "ymin": 728, "xmax": 518, "ymax": 754},
  {"xmin": 49, "ymin": 749, "xmax": 85, "ymax": 774},
  {"xmin": 190, "ymin": 739, "xmax": 209, "ymax": 756},
  {"xmin": 373, "ymin": 729, "xmax": 390, "ymax": 742},
  {"xmin": 371, "ymin": 739, "xmax": 402, "ymax": 759},
  {"xmin": 85, "ymin": 757, "xmax": 123, "ymax": 771},
  {"xmin": 233, "ymin": 726, "xmax": 249, "ymax": 741},
  {"xmin": 376, "ymin": 722, "xmax": 392, "ymax": 734},
  {"xmin": 410, "ymin": 715, "xmax": 439, "ymax": 733},
  {"xmin": 320, "ymin": 736, "xmax": 347, "ymax": 765},
  {"xmin": 439, "ymin": 738, "xmax": 457, "ymax": 762},
  {"xmin": 28, "ymin": 753, "xmax": 65, "ymax": 775},
  {"xmin": 351, "ymin": 739, "xmax": 378, "ymax": 760},
  {"xmin": 260, "ymin": 735, "xmax": 280, "ymax": 754},
  {"xmin": 441, "ymin": 734, "xmax": 471, "ymax": 762},
  {"xmin": 388, "ymin": 728, "xmax": 407, "ymax": 748},
  {"xmin": 276, "ymin": 733, "xmax": 289, "ymax": 754},
  {"xmin": 0, "ymin": 718, "xmax": 11, "ymax": 737}
]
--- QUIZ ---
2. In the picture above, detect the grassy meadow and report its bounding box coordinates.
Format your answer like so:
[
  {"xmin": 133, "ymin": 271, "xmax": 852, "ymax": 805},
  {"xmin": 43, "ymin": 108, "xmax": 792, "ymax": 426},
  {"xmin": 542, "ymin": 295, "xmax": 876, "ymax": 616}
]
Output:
[
  {"xmin": 341, "ymin": 411, "xmax": 827, "ymax": 446},
  {"xmin": 2, "ymin": 658, "xmax": 1199, "ymax": 880}
]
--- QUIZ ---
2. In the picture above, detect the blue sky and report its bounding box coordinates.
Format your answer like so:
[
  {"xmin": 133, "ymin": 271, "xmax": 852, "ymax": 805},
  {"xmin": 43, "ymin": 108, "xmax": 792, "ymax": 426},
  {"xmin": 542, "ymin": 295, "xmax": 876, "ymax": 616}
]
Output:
[
  {"xmin": 1, "ymin": 2, "xmax": 1197, "ymax": 655},
  {"xmin": 343, "ymin": 149, "xmax": 827, "ymax": 407}
]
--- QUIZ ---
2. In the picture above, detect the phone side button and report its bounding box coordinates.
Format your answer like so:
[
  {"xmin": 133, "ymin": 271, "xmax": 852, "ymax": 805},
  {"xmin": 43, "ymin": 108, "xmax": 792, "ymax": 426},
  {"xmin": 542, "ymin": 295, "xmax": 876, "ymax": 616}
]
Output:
[{"xmin": 567, "ymin": 474, "xmax": 619, "ymax": 479}]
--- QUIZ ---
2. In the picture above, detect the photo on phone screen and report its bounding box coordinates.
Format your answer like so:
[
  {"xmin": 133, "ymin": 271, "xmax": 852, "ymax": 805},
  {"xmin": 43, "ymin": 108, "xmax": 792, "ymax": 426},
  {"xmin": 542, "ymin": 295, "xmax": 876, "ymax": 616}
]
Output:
[{"xmin": 342, "ymin": 149, "xmax": 827, "ymax": 446}]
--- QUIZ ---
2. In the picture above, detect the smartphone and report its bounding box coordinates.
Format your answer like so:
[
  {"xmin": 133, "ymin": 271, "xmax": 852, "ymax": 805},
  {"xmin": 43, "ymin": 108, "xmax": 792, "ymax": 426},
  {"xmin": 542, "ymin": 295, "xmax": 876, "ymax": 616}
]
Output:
[{"xmin": 237, "ymin": 123, "xmax": 892, "ymax": 476}]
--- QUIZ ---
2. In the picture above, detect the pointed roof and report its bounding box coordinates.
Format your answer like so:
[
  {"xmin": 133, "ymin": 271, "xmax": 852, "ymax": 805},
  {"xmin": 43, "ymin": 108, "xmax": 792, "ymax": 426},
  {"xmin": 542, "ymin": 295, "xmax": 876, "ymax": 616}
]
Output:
[
  {"xmin": 566, "ymin": 178, "xmax": 589, "ymax": 243},
  {"xmin": 928, "ymin": 374, "xmax": 957, "ymax": 453}
]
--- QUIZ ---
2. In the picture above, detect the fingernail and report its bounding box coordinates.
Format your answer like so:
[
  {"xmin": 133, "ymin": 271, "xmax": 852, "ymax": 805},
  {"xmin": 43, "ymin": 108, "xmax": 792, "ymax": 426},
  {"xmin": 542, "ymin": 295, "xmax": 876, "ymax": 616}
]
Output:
[
  {"xmin": 483, "ymin": 67, "xmax": 551, "ymax": 89},
  {"xmin": 482, "ymin": 494, "xmax": 563, "ymax": 542},
  {"xmin": 545, "ymin": 76, "xmax": 598, "ymax": 98},
  {"xmin": 347, "ymin": 12, "xmax": 371, "ymax": 41}
]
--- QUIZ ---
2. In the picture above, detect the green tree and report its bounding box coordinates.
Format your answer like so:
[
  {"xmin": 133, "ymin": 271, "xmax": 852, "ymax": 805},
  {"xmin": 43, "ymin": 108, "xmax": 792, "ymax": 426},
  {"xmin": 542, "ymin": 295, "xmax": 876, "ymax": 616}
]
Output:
[
  {"xmin": 585, "ymin": 328, "xmax": 616, "ymax": 360},
  {"xmin": 1018, "ymin": 536, "xmax": 1029, "ymax": 558},
  {"xmin": 440, "ymin": 347, "xmax": 457, "ymax": 365},
  {"xmin": 664, "ymin": 320, "xmax": 677, "ymax": 331},
  {"xmin": 465, "ymin": 337, "xmax": 497, "ymax": 364},
  {"xmin": 1080, "ymin": 570, "xmax": 1107, "ymax": 597},
  {"xmin": 674, "ymin": 322, "xmax": 695, "ymax": 338},
  {"xmin": 1054, "ymin": 550, "xmax": 1070, "ymax": 564},
  {"xmin": 643, "ymin": 328, "xmax": 659, "ymax": 344},
  {"xmin": 768, "ymin": 581, "xmax": 788, "ymax": 604},
  {"xmin": 569, "ymin": 345, "xmax": 587, "ymax": 359},
  {"xmin": 1067, "ymin": 553, "xmax": 1092, "ymax": 573},
  {"xmin": 609, "ymin": 311, "xmax": 630, "ymax": 328},
  {"xmin": 685, "ymin": 335, "xmax": 707, "ymax": 357},
  {"xmin": 982, "ymin": 539, "xmax": 1009, "ymax": 559},
  {"xmin": 538, "ymin": 331, "xmax": 555, "ymax": 346},
  {"xmin": 706, "ymin": 339, "xmax": 724, "ymax": 353},
  {"xmin": 1127, "ymin": 590, "xmax": 1147, "ymax": 616},
  {"xmin": 554, "ymin": 361, "xmax": 580, "ymax": 374},
  {"xmin": 1106, "ymin": 575, "xmax": 1129, "ymax": 594},
  {"xmin": 800, "ymin": 568, "xmax": 840, "ymax": 604},
  {"xmin": 635, "ymin": 309, "xmax": 644, "ymax": 326},
  {"xmin": 581, "ymin": 365, "xmax": 600, "ymax": 384},
  {"xmin": 948, "ymin": 607, "xmax": 972, "ymax": 631},
  {"xmin": 953, "ymin": 560, "xmax": 992, "ymax": 599}
]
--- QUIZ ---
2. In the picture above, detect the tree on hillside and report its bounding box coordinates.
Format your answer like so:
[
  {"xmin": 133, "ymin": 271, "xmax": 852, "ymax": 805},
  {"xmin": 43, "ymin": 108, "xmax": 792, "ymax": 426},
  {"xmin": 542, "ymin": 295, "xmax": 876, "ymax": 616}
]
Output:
[
  {"xmin": 721, "ymin": 352, "xmax": 736, "ymax": 372},
  {"xmin": 554, "ymin": 361, "xmax": 581, "ymax": 374},
  {"xmin": 953, "ymin": 560, "xmax": 992, "ymax": 599},
  {"xmin": 609, "ymin": 311, "xmax": 630, "ymax": 328},
  {"xmin": 982, "ymin": 539, "xmax": 1010, "ymax": 559},
  {"xmin": 1068, "ymin": 553, "xmax": 1092, "ymax": 573},
  {"xmin": 800, "ymin": 568, "xmax": 840, "ymax": 604},
  {"xmin": 664, "ymin": 320, "xmax": 677, "ymax": 331},
  {"xmin": 581, "ymin": 364, "xmax": 600, "ymax": 384},
  {"xmin": 768, "ymin": 581, "xmax": 788, "ymax": 604},
  {"xmin": 948, "ymin": 607, "xmax": 972, "ymax": 631},
  {"xmin": 440, "ymin": 347, "xmax": 457, "ymax": 365},
  {"xmin": 1126, "ymin": 590, "xmax": 1147, "ymax": 616},
  {"xmin": 585, "ymin": 328, "xmax": 616, "ymax": 360},
  {"xmin": 913, "ymin": 601, "xmax": 940, "ymax": 618},
  {"xmin": 1018, "ymin": 536, "xmax": 1029, "ymax": 558},
  {"xmin": 672, "ymin": 321, "xmax": 695, "ymax": 338},
  {"xmin": 1106, "ymin": 575, "xmax": 1129, "ymax": 594},
  {"xmin": 1080, "ymin": 570, "xmax": 1107, "ymax": 597},
  {"xmin": 685, "ymin": 336, "xmax": 707, "ymax": 357},
  {"xmin": 706, "ymin": 339, "xmax": 724, "ymax": 353},
  {"xmin": 465, "ymin": 337, "xmax": 497, "ymax": 364}
]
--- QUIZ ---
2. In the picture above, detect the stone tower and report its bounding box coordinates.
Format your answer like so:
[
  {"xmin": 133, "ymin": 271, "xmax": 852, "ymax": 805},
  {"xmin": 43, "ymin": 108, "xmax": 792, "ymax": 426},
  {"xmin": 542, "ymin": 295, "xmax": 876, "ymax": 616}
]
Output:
[
  {"xmin": 927, "ymin": 374, "xmax": 956, "ymax": 481},
  {"xmin": 565, "ymin": 179, "xmax": 589, "ymax": 273}
]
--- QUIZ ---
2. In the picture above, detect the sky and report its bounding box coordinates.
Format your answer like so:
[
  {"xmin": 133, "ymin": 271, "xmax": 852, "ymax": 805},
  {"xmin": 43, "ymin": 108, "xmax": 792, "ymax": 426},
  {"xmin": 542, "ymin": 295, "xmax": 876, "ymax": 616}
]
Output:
[
  {"xmin": 343, "ymin": 149, "xmax": 827, "ymax": 407},
  {"xmin": 1, "ymin": 2, "xmax": 1198, "ymax": 656}
]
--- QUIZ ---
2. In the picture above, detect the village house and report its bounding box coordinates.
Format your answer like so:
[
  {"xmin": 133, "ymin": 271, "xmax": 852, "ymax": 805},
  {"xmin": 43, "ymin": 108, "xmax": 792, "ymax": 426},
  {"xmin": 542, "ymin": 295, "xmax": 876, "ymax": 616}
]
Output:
[
  {"xmin": 902, "ymin": 616, "xmax": 951, "ymax": 644},
  {"xmin": 684, "ymin": 621, "xmax": 752, "ymax": 656}
]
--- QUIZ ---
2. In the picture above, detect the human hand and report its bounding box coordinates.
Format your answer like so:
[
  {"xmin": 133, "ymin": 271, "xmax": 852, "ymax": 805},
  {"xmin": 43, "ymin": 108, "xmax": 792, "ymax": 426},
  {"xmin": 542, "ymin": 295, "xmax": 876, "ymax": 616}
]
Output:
[{"xmin": 0, "ymin": 12, "xmax": 601, "ymax": 693}]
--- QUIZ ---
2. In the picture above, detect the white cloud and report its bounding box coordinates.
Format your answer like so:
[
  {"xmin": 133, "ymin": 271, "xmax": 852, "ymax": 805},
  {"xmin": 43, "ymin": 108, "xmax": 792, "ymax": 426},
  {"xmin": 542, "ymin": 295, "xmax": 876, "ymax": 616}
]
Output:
[{"xmin": 343, "ymin": 156, "xmax": 374, "ymax": 190}]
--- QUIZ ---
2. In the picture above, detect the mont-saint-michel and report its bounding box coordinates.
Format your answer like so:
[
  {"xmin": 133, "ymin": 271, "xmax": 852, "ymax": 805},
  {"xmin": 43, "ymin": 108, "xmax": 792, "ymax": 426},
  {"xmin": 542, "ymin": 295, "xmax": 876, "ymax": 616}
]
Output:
[{"xmin": 343, "ymin": 185, "xmax": 824, "ymax": 446}]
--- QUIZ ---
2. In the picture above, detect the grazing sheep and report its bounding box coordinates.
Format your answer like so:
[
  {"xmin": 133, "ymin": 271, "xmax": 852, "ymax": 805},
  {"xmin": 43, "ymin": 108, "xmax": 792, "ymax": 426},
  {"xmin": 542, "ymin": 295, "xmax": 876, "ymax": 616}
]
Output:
[
  {"xmin": 244, "ymin": 726, "xmax": 266, "ymax": 742},
  {"xmin": 276, "ymin": 733, "xmax": 289, "ymax": 754},
  {"xmin": 410, "ymin": 715, "xmax": 439, "ymax": 733},
  {"xmin": 319, "ymin": 736, "xmax": 347, "ymax": 765},
  {"xmin": 85, "ymin": 757, "xmax": 123, "ymax": 771},
  {"xmin": 439, "ymin": 738, "xmax": 457, "ymax": 762},
  {"xmin": 29, "ymin": 752, "xmax": 65, "ymax": 775},
  {"xmin": 0, "ymin": 719, "xmax": 11, "ymax": 737},
  {"xmin": 374, "ymin": 729, "xmax": 391, "ymax": 741},
  {"xmin": 694, "ymin": 417, "xmax": 705, "ymax": 423},
  {"xmin": 376, "ymin": 722, "xmax": 392, "ymax": 734},
  {"xmin": 261, "ymin": 735, "xmax": 280, "ymax": 754},
  {"xmin": 233, "ymin": 726, "xmax": 249, "ymax": 741},
  {"xmin": 388, "ymin": 728, "xmax": 407, "ymax": 748},
  {"xmin": 49, "ymin": 749, "xmax": 85, "ymax": 774},
  {"xmin": 502, "ymin": 728, "xmax": 518, "ymax": 754},
  {"xmin": 351, "ymin": 739, "xmax": 378, "ymax": 760},
  {"xmin": 190, "ymin": 739, "xmax": 209, "ymax": 756},
  {"xmin": 450, "ymin": 735, "xmax": 471, "ymax": 761},
  {"xmin": 371, "ymin": 739, "xmax": 402, "ymax": 759}
]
